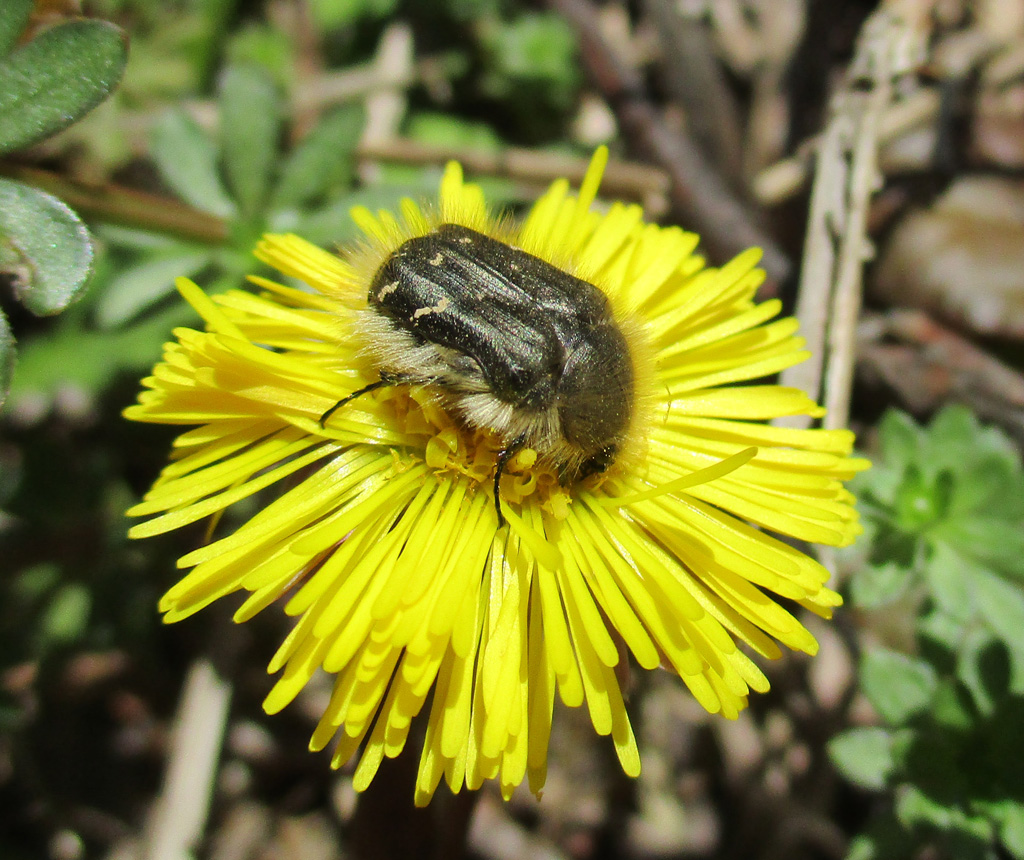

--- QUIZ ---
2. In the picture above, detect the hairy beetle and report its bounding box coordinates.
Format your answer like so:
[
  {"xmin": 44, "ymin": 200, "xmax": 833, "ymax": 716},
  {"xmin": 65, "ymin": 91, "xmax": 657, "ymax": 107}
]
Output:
[{"xmin": 323, "ymin": 224, "xmax": 635, "ymax": 525}]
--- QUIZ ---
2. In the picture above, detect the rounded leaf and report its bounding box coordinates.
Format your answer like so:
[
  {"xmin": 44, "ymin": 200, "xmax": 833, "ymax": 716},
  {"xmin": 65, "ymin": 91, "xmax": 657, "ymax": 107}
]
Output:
[
  {"xmin": 0, "ymin": 20, "xmax": 127, "ymax": 155},
  {"xmin": 0, "ymin": 0, "xmax": 33, "ymax": 58},
  {"xmin": 0, "ymin": 179, "xmax": 93, "ymax": 315}
]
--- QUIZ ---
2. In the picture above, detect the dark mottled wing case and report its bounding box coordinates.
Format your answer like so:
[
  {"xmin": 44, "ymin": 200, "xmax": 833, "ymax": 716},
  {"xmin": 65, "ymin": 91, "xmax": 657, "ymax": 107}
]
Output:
[{"xmin": 370, "ymin": 225, "xmax": 613, "ymax": 409}]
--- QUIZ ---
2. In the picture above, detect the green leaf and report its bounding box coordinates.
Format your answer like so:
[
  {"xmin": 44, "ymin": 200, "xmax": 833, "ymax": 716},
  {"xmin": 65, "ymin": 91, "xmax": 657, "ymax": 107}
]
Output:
[
  {"xmin": 0, "ymin": 0, "xmax": 32, "ymax": 58},
  {"xmin": 850, "ymin": 561, "xmax": 912, "ymax": 608},
  {"xmin": 0, "ymin": 20, "xmax": 127, "ymax": 155},
  {"xmin": 922, "ymin": 404, "xmax": 977, "ymax": 462},
  {"xmin": 972, "ymin": 567, "xmax": 1024, "ymax": 652},
  {"xmin": 997, "ymin": 802, "xmax": 1024, "ymax": 859},
  {"xmin": 219, "ymin": 64, "xmax": 281, "ymax": 220},
  {"xmin": 94, "ymin": 249, "xmax": 214, "ymax": 329},
  {"xmin": 928, "ymin": 678, "xmax": 975, "ymax": 730},
  {"xmin": 479, "ymin": 13, "xmax": 579, "ymax": 100},
  {"xmin": 957, "ymin": 630, "xmax": 1009, "ymax": 716},
  {"xmin": 0, "ymin": 309, "xmax": 13, "ymax": 406},
  {"xmin": 925, "ymin": 542, "xmax": 974, "ymax": 620},
  {"xmin": 877, "ymin": 410, "xmax": 922, "ymax": 474},
  {"xmin": 0, "ymin": 179, "xmax": 93, "ymax": 315},
  {"xmin": 151, "ymin": 109, "xmax": 235, "ymax": 218},
  {"xmin": 295, "ymin": 182, "xmax": 438, "ymax": 246},
  {"xmin": 8, "ymin": 305, "xmax": 191, "ymax": 406},
  {"xmin": 271, "ymin": 104, "xmax": 365, "ymax": 211},
  {"xmin": 829, "ymin": 727, "xmax": 895, "ymax": 790},
  {"xmin": 407, "ymin": 112, "xmax": 503, "ymax": 150},
  {"xmin": 39, "ymin": 582, "xmax": 91, "ymax": 646},
  {"xmin": 861, "ymin": 648, "xmax": 938, "ymax": 725},
  {"xmin": 936, "ymin": 518, "xmax": 1024, "ymax": 578},
  {"xmin": 308, "ymin": 0, "xmax": 399, "ymax": 29}
]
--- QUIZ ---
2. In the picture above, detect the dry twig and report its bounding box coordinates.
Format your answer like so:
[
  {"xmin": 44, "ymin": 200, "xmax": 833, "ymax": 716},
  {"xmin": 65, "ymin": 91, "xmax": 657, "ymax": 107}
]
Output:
[
  {"xmin": 143, "ymin": 660, "xmax": 232, "ymax": 860},
  {"xmin": 549, "ymin": 0, "xmax": 792, "ymax": 286},
  {"xmin": 859, "ymin": 309, "xmax": 1024, "ymax": 444},
  {"xmin": 779, "ymin": 8, "xmax": 927, "ymax": 430}
]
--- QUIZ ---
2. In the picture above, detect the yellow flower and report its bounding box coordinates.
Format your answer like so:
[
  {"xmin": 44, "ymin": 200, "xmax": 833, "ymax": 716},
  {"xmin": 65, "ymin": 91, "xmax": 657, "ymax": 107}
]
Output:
[{"xmin": 126, "ymin": 148, "xmax": 868, "ymax": 805}]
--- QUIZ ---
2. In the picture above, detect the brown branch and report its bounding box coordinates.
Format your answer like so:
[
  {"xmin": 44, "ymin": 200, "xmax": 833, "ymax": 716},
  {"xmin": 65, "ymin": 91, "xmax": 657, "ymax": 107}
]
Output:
[
  {"xmin": 859, "ymin": 309, "xmax": 1024, "ymax": 444},
  {"xmin": 0, "ymin": 162, "xmax": 229, "ymax": 244},
  {"xmin": 357, "ymin": 138, "xmax": 670, "ymax": 208},
  {"xmin": 548, "ymin": 0, "xmax": 792, "ymax": 287},
  {"xmin": 641, "ymin": 0, "xmax": 745, "ymax": 187}
]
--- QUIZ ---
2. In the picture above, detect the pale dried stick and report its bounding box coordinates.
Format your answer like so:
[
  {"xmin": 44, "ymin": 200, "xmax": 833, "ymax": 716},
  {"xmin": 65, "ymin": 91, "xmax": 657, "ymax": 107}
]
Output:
[
  {"xmin": 779, "ymin": 8, "xmax": 926, "ymax": 430},
  {"xmin": 143, "ymin": 660, "xmax": 232, "ymax": 860}
]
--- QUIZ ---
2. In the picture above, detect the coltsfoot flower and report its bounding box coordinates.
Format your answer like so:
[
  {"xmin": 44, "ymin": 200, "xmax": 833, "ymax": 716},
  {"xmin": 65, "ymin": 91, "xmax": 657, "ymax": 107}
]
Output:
[{"xmin": 126, "ymin": 148, "xmax": 868, "ymax": 804}]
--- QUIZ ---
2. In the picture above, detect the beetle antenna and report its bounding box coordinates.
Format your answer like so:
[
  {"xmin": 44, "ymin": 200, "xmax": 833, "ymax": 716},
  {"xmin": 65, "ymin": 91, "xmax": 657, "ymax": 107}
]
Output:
[{"xmin": 494, "ymin": 432, "xmax": 527, "ymax": 529}]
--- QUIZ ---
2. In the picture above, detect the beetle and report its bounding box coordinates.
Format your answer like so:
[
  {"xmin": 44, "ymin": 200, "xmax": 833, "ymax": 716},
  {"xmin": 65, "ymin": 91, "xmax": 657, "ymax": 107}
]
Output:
[{"xmin": 322, "ymin": 223, "xmax": 635, "ymax": 526}]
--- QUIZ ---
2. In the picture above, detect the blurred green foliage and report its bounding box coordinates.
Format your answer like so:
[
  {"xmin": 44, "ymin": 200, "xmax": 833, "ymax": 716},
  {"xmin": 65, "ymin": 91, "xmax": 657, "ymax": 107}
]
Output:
[
  {"xmin": 0, "ymin": 0, "xmax": 128, "ymax": 405},
  {"xmin": 832, "ymin": 407, "xmax": 1024, "ymax": 860}
]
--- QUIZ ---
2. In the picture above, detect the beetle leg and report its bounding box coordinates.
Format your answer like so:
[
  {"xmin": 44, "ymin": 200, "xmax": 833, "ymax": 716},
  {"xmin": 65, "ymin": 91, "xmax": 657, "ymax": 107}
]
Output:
[{"xmin": 494, "ymin": 432, "xmax": 527, "ymax": 529}]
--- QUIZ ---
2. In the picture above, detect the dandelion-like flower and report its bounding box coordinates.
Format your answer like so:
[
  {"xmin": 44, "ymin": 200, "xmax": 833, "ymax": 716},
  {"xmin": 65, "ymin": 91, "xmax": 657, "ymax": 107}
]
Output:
[{"xmin": 126, "ymin": 148, "xmax": 868, "ymax": 804}]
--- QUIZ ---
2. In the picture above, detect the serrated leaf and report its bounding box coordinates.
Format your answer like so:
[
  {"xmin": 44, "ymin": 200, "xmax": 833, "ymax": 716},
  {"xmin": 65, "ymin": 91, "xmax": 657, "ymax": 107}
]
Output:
[
  {"xmin": 829, "ymin": 727, "xmax": 895, "ymax": 790},
  {"xmin": 877, "ymin": 410, "xmax": 922, "ymax": 474},
  {"xmin": 861, "ymin": 648, "xmax": 938, "ymax": 725},
  {"xmin": 151, "ymin": 110, "xmax": 235, "ymax": 218},
  {"xmin": 972, "ymin": 567, "xmax": 1024, "ymax": 652},
  {"xmin": 94, "ymin": 249, "xmax": 214, "ymax": 329},
  {"xmin": 0, "ymin": 179, "xmax": 93, "ymax": 315},
  {"xmin": 0, "ymin": 20, "xmax": 127, "ymax": 155},
  {"xmin": 271, "ymin": 103, "xmax": 365, "ymax": 210},
  {"xmin": 957, "ymin": 629, "xmax": 1009, "ymax": 716},
  {"xmin": 0, "ymin": 308, "xmax": 14, "ymax": 406},
  {"xmin": 0, "ymin": 0, "xmax": 32, "ymax": 58},
  {"xmin": 219, "ymin": 64, "xmax": 281, "ymax": 219},
  {"xmin": 923, "ymin": 404, "xmax": 978, "ymax": 463},
  {"xmin": 936, "ymin": 518, "xmax": 1024, "ymax": 578},
  {"xmin": 925, "ymin": 542, "xmax": 974, "ymax": 620}
]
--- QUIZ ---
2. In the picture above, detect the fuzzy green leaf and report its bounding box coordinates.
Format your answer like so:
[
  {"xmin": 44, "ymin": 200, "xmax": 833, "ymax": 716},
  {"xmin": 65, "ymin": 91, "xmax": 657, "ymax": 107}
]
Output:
[
  {"xmin": 151, "ymin": 109, "xmax": 235, "ymax": 218},
  {"xmin": 861, "ymin": 648, "xmax": 938, "ymax": 725},
  {"xmin": 0, "ymin": 20, "xmax": 127, "ymax": 155},
  {"xmin": 0, "ymin": 179, "xmax": 93, "ymax": 315},
  {"xmin": 219, "ymin": 64, "xmax": 281, "ymax": 219},
  {"xmin": 0, "ymin": 0, "xmax": 32, "ymax": 58}
]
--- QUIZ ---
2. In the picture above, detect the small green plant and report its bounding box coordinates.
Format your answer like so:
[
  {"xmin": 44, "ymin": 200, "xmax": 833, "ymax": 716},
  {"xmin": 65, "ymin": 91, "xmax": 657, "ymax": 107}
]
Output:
[
  {"xmin": 0, "ymin": 0, "xmax": 128, "ymax": 404},
  {"xmin": 832, "ymin": 407, "xmax": 1024, "ymax": 860}
]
